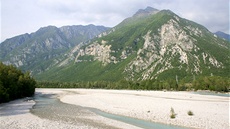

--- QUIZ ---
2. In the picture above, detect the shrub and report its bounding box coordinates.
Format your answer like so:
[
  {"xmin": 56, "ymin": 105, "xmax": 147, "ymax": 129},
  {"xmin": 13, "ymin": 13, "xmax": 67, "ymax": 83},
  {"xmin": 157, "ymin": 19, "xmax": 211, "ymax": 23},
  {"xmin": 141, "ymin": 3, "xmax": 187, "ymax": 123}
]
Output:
[
  {"xmin": 188, "ymin": 110, "xmax": 194, "ymax": 116},
  {"xmin": 170, "ymin": 107, "xmax": 176, "ymax": 119}
]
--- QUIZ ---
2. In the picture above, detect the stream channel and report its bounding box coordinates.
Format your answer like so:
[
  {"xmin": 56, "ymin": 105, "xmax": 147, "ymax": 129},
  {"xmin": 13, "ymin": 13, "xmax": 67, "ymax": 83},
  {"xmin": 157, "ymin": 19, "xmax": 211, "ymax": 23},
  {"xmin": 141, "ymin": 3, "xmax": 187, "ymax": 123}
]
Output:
[{"xmin": 31, "ymin": 92, "xmax": 188, "ymax": 129}]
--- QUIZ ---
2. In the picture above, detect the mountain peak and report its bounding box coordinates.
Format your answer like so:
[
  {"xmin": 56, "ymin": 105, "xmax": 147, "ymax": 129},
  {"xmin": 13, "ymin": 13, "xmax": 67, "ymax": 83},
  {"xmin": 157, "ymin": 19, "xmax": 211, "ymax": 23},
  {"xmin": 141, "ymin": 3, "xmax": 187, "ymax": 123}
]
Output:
[
  {"xmin": 133, "ymin": 6, "xmax": 159, "ymax": 17},
  {"xmin": 214, "ymin": 31, "xmax": 230, "ymax": 41}
]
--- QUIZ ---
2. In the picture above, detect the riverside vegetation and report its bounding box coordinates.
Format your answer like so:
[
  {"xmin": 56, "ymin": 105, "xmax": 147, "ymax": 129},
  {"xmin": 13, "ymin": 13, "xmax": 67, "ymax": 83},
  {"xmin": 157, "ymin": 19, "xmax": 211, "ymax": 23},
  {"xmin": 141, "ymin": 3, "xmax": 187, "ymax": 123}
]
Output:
[
  {"xmin": 37, "ymin": 75, "xmax": 229, "ymax": 92},
  {"xmin": 0, "ymin": 62, "xmax": 36, "ymax": 103},
  {"xmin": 170, "ymin": 107, "xmax": 176, "ymax": 119},
  {"xmin": 187, "ymin": 110, "xmax": 194, "ymax": 116},
  {"xmin": 1, "ymin": 61, "xmax": 228, "ymax": 103}
]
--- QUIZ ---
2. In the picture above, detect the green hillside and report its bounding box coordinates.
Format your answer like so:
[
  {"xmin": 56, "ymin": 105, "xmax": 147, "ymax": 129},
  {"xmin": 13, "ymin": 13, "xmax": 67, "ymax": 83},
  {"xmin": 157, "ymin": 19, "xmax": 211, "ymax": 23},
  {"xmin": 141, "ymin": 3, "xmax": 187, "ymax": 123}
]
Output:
[{"xmin": 35, "ymin": 8, "xmax": 230, "ymax": 83}]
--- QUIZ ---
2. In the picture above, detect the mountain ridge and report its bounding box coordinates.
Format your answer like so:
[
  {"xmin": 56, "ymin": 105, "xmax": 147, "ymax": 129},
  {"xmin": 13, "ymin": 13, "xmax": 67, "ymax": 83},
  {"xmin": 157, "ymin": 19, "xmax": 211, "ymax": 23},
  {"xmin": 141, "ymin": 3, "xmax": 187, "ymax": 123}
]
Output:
[
  {"xmin": 133, "ymin": 6, "xmax": 159, "ymax": 17},
  {"xmin": 0, "ymin": 7, "xmax": 229, "ymax": 83},
  {"xmin": 0, "ymin": 24, "xmax": 110, "ymax": 74},
  {"xmin": 35, "ymin": 8, "xmax": 229, "ymax": 82},
  {"xmin": 214, "ymin": 31, "xmax": 230, "ymax": 41}
]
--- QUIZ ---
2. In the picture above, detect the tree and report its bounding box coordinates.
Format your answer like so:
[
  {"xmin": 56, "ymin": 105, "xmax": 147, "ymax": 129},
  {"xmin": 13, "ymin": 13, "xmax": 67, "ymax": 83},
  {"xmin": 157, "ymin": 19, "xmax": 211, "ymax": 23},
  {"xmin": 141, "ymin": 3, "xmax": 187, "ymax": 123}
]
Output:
[{"xmin": 0, "ymin": 62, "xmax": 36, "ymax": 103}]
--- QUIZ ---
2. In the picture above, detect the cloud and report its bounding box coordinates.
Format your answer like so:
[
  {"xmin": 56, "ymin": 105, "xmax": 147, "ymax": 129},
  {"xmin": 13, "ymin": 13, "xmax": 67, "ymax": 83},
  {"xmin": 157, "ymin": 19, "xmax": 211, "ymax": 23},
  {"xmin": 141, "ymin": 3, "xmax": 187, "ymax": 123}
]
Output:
[
  {"xmin": 1, "ymin": 0, "xmax": 229, "ymax": 42},
  {"xmin": 173, "ymin": 0, "xmax": 229, "ymax": 34},
  {"xmin": 34, "ymin": 0, "xmax": 150, "ymax": 26}
]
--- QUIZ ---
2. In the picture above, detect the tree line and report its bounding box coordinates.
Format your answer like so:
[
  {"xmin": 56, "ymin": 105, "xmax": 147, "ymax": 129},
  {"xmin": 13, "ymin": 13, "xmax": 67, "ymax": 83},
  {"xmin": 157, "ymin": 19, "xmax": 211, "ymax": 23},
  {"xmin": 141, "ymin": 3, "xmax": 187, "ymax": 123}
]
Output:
[
  {"xmin": 1, "ymin": 61, "xmax": 228, "ymax": 103},
  {"xmin": 37, "ymin": 76, "xmax": 229, "ymax": 92},
  {"xmin": 0, "ymin": 62, "xmax": 36, "ymax": 103}
]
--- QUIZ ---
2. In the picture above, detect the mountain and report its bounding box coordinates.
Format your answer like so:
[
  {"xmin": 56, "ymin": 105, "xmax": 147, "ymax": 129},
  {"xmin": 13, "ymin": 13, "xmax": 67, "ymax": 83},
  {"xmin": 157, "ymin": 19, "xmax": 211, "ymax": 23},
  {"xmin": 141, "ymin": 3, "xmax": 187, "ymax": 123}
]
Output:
[
  {"xmin": 133, "ymin": 6, "xmax": 159, "ymax": 17},
  {"xmin": 0, "ymin": 25, "xmax": 109, "ymax": 74},
  {"xmin": 34, "ymin": 7, "xmax": 230, "ymax": 82},
  {"xmin": 214, "ymin": 31, "xmax": 230, "ymax": 41}
]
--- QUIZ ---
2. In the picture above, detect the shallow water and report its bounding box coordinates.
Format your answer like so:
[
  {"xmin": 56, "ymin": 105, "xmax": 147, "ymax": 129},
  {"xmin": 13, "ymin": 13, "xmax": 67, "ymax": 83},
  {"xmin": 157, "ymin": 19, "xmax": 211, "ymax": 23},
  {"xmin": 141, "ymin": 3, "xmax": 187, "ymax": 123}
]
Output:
[
  {"xmin": 90, "ymin": 108, "xmax": 187, "ymax": 129},
  {"xmin": 31, "ymin": 92, "xmax": 118, "ymax": 129},
  {"xmin": 193, "ymin": 91, "xmax": 230, "ymax": 97},
  {"xmin": 31, "ymin": 91, "xmax": 188, "ymax": 129}
]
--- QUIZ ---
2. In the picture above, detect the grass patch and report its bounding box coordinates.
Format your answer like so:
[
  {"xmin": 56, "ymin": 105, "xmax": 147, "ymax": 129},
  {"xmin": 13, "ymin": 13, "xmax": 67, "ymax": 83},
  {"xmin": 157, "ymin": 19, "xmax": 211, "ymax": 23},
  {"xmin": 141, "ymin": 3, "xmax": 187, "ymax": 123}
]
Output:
[{"xmin": 187, "ymin": 110, "xmax": 194, "ymax": 116}]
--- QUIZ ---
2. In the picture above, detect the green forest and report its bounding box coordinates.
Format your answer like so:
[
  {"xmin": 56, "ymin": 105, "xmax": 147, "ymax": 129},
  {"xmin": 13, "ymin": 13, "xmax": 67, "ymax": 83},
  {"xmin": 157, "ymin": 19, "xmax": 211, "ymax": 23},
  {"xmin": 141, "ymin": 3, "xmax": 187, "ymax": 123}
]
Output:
[
  {"xmin": 0, "ymin": 62, "xmax": 36, "ymax": 103},
  {"xmin": 37, "ymin": 76, "xmax": 229, "ymax": 92},
  {"xmin": 0, "ymin": 61, "xmax": 229, "ymax": 104}
]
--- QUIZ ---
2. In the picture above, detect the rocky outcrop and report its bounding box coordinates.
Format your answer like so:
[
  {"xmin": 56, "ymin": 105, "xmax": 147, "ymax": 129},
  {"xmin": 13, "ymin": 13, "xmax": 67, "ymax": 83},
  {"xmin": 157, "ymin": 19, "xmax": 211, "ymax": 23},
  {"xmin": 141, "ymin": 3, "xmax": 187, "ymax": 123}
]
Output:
[
  {"xmin": 75, "ymin": 41, "xmax": 112, "ymax": 65},
  {"xmin": 124, "ymin": 18, "xmax": 225, "ymax": 80}
]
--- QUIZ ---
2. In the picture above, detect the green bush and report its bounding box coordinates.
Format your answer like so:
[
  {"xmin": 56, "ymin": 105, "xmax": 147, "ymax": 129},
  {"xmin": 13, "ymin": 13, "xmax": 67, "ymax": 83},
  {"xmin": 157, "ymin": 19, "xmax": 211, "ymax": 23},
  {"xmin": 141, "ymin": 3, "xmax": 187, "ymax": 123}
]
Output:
[
  {"xmin": 192, "ymin": 76, "xmax": 229, "ymax": 92},
  {"xmin": 0, "ymin": 62, "xmax": 36, "ymax": 103},
  {"xmin": 188, "ymin": 110, "xmax": 194, "ymax": 116}
]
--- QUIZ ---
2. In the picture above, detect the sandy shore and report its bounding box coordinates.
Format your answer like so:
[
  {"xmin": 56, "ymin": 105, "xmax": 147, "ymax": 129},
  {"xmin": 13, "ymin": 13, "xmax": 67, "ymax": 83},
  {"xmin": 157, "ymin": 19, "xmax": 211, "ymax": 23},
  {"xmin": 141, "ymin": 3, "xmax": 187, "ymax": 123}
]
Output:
[
  {"xmin": 61, "ymin": 89, "xmax": 229, "ymax": 129},
  {"xmin": 0, "ymin": 89, "xmax": 229, "ymax": 129},
  {"xmin": 0, "ymin": 89, "xmax": 140, "ymax": 129}
]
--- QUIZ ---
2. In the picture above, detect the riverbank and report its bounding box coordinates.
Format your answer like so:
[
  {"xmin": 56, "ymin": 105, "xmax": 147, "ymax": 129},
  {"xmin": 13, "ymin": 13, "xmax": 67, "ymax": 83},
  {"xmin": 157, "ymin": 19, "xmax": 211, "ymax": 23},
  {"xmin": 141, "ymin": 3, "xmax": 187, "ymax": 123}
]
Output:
[
  {"xmin": 60, "ymin": 89, "xmax": 229, "ymax": 129},
  {"xmin": 0, "ymin": 89, "xmax": 140, "ymax": 129},
  {"xmin": 0, "ymin": 97, "xmax": 86, "ymax": 129},
  {"xmin": 0, "ymin": 89, "xmax": 229, "ymax": 129}
]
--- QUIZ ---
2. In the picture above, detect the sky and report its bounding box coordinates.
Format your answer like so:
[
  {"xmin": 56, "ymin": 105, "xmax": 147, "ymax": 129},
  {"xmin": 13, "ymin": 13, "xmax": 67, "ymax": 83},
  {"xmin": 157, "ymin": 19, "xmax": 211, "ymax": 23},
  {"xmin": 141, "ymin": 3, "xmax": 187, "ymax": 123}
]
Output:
[{"xmin": 0, "ymin": 0, "xmax": 229, "ymax": 42}]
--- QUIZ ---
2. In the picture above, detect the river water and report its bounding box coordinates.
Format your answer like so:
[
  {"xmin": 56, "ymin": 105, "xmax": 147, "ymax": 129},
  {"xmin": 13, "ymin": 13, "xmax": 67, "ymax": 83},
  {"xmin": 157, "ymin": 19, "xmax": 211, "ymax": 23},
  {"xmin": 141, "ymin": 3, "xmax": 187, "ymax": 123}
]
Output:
[
  {"xmin": 193, "ymin": 91, "xmax": 230, "ymax": 97},
  {"xmin": 31, "ymin": 92, "xmax": 189, "ymax": 129}
]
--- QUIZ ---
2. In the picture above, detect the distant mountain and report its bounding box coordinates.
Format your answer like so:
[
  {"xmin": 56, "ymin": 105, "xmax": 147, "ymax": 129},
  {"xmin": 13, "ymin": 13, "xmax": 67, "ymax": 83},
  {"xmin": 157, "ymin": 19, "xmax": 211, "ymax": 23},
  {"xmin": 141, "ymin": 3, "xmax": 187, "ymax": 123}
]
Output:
[
  {"xmin": 133, "ymin": 6, "xmax": 159, "ymax": 17},
  {"xmin": 214, "ymin": 31, "xmax": 230, "ymax": 41},
  {"xmin": 0, "ymin": 25, "xmax": 109, "ymax": 74},
  {"xmin": 34, "ymin": 7, "xmax": 230, "ymax": 82}
]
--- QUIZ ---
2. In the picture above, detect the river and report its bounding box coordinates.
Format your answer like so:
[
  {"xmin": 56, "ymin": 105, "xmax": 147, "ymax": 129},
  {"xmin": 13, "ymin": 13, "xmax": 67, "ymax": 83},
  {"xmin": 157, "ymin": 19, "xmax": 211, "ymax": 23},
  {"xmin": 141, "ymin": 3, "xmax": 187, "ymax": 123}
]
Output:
[{"xmin": 31, "ymin": 91, "xmax": 188, "ymax": 129}]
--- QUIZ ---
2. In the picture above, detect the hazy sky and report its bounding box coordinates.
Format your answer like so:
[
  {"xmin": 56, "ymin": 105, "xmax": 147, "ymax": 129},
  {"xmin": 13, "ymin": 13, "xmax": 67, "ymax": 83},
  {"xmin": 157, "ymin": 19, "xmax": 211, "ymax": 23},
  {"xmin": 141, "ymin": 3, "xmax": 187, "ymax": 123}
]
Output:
[{"xmin": 1, "ymin": 0, "xmax": 229, "ymax": 42}]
